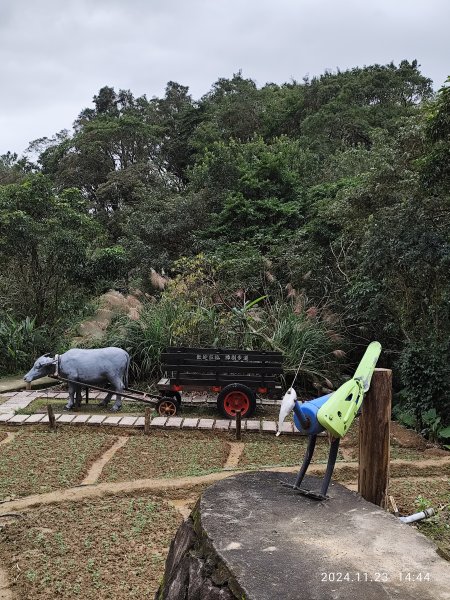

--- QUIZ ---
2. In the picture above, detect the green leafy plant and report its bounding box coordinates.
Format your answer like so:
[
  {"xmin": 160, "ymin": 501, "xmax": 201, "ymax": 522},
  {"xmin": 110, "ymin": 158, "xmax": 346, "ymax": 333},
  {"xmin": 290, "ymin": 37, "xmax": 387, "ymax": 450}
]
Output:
[
  {"xmin": 415, "ymin": 495, "xmax": 432, "ymax": 512},
  {"xmin": 0, "ymin": 313, "xmax": 48, "ymax": 375}
]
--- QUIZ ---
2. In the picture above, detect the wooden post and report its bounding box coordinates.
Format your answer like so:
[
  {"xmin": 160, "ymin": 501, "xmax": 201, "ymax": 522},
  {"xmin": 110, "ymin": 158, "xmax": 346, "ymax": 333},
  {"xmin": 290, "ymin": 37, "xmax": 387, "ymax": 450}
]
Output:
[
  {"xmin": 358, "ymin": 368, "xmax": 392, "ymax": 508},
  {"xmin": 235, "ymin": 410, "xmax": 242, "ymax": 441},
  {"xmin": 47, "ymin": 404, "xmax": 56, "ymax": 431},
  {"xmin": 85, "ymin": 387, "xmax": 89, "ymax": 404},
  {"xmin": 144, "ymin": 407, "xmax": 151, "ymax": 435}
]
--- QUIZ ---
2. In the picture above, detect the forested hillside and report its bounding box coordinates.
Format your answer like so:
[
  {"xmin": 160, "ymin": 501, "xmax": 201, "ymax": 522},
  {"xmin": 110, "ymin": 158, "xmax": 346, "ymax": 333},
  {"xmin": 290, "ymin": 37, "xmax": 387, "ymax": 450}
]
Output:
[{"xmin": 1, "ymin": 60, "xmax": 449, "ymax": 435}]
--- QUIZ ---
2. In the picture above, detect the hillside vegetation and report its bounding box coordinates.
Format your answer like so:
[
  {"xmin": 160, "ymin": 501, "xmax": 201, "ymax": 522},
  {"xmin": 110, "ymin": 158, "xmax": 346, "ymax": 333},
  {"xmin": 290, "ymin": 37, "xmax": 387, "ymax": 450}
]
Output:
[{"xmin": 0, "ymin": 60, "xmax": 449, "ymax": 436}]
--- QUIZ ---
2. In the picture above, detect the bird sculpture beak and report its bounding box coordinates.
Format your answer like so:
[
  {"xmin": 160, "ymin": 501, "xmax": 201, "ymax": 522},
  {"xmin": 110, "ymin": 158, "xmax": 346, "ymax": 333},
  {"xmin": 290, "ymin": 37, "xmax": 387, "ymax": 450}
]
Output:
[{"xmin": 277, "ymin": 388, "xmax": 297, "ymax": 436}]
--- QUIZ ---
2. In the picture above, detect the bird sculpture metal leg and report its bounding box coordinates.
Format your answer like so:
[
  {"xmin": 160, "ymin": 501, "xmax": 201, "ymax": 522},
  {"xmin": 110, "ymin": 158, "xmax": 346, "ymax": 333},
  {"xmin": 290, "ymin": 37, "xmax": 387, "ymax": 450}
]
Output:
[
  {"xmin": 319, "ymin": 437, "xmax": 340, "ymax": 498},
  {"xmin": 281, "ymin": 435, "xmax": 340, "ymax": 500},
  {"xmin": 294, "ymin": 434, "xmax": 317, "ymax": 488}
]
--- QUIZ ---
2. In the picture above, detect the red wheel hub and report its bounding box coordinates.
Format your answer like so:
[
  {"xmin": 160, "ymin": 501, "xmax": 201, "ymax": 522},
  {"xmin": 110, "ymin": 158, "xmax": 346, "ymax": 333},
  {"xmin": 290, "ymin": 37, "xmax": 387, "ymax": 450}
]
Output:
[{"xmin": 223, "ymin": 391, "xmax": 250, "ymax": 417}]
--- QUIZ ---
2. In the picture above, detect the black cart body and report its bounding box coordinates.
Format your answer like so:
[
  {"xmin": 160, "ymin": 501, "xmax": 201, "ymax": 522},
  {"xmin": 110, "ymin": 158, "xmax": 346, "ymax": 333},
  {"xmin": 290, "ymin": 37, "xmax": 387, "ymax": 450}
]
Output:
[{"xmin": 158, "ymin": 347, "xmax": 283, "ymax": 418}]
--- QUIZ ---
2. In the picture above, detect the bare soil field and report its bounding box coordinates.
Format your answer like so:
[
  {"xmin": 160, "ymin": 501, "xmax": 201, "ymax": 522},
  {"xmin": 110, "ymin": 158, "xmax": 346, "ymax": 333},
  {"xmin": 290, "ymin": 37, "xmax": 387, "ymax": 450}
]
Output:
[
  {"xmin": 98, "ymin": 430, "xmax": 230, "ymax": 482},
  {"xmin": 0, "ymin": 494, "xmax": 181, "ymax": 599},
  {"xmin": 0, "ymin": 419, "xmax": 448, "ymax": 599},
  {"xmin": 0, "ymin": 429, "xmax": 116, "ymax": 499}
]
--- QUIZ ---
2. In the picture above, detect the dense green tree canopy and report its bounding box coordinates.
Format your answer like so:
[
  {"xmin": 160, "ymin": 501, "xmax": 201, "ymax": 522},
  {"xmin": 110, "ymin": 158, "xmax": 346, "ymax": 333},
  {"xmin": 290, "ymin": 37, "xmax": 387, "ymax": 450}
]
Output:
[{"xmin": 1, "ymin": 60, "xmax": 449, "ymax": 428}]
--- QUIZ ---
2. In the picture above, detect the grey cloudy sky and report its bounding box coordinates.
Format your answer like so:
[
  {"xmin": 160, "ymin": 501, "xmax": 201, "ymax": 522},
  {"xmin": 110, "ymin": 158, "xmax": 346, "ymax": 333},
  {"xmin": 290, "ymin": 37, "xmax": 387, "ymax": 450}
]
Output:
[{"xmin": 1, "ymin": 0, "xmax": 449, "ymax": 156}]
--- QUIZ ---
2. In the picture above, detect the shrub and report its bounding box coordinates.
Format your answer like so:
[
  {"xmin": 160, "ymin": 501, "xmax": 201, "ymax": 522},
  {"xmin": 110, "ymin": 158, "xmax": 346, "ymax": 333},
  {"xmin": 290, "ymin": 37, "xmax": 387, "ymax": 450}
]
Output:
[
  {"xmin": 397, "ymin": 339, "xmax": 450, "ymax": 428},
  {"xmin": 0, "ymin": 314, "xmax": 49, "ymax": 375},
  {"xmin": 102, "ymin": 258, "xmax": 346, "ymax": 392}
]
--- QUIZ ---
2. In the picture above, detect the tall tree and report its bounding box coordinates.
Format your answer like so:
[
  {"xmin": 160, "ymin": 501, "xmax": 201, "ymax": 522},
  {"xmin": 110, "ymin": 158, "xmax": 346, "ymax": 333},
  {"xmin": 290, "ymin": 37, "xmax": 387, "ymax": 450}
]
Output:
[{"xmin": 0, "ymin": 174, "xmax": 98, "ymax": 324}]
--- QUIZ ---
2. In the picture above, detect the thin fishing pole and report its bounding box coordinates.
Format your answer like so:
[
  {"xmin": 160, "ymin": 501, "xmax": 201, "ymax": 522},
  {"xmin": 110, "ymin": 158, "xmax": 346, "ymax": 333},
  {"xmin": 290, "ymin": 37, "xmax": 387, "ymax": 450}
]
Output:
[{"xmin": 290, "ymin": 350, "xmax": 306, "ymax": 391}]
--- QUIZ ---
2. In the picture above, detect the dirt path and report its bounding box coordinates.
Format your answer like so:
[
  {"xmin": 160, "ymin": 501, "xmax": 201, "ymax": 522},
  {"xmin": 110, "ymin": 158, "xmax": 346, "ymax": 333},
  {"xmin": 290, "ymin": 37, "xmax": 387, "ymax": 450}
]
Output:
[
  {"xmin": 0, "ymin": 568, "xmax": 12, "ymax": 600},
  {"xmin": 0, "ymin": 433, "xmax": 17, "ymax": 448},
  {"xmin": 167, "ymin": 496, "xmax": 198, "ymax": 520},
  {"xmin": 345, "ymin": 474, "xmax": 449, "ymax": 492},
  {"xmin": 0, "ymin": 470, "xmax": 245, "ymax": 513},
  {"xmin": 0, "ymin": 513, "xmax": 15, "ymax": 600},
  {"xmin": 2, "ymin": 456, "xmax": 449, "ymax": 515},
  {"xmin": 81, "ymin": 436, "xmax": 128, "ymax": 485},
  {"xmin": 224, "ymin": 442, "xmax": 245, "ymax": 469}
]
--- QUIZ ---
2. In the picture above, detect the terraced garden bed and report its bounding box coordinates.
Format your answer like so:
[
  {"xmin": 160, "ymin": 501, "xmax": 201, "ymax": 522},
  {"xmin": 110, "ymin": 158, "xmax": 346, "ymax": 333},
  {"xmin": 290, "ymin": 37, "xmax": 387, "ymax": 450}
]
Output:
[
  {"xmin": 0, "ymin": 494, "xmax": 181, "ymax": 599},
  {"xmin": 238, "ymin": 436, "xmax": 342, "ymax": 468},
  {"xmin": 99, "ymin": 430, "xmax": 230, "ymax": 482},
  {"xmin": 0, "ymin": 429, "xmax": 116, "ymax": 499},
  {"xmin": 389, "ymin": 476, "xmax": 450, "ymax": 560}
]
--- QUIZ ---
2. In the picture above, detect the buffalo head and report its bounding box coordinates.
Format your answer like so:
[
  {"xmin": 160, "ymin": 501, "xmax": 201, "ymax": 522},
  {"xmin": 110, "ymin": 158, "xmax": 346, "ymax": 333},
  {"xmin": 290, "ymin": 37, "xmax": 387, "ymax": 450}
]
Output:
[{"xmin": 24, "ymin": 354, "xmax": 55, "ymax": 382}]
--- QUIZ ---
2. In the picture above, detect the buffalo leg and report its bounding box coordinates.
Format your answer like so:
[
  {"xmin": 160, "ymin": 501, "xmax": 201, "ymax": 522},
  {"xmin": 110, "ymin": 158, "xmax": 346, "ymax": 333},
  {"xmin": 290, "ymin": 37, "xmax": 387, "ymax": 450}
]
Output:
[
  {"xmin": 65, "ymin": 383, "xmax": 76, "ymax": 410},
  {"xmin": 99, "ymin": 392, "xmax": 113, "ymax": 407},
  {"xmin": 111, "ymin": 377, "xmax": 125, "ymax": 412},
  {"xmin": 75, "ymin": 386, "xmax": 82, "ymax": 410}
]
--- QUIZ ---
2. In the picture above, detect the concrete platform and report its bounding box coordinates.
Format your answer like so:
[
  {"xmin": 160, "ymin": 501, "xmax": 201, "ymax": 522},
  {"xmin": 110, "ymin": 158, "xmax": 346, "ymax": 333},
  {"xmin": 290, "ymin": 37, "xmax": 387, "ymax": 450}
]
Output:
[
  {"xmin": 159, "ymin": 471, "xmax": 450, "ymax": 599},
  {"xmin": 0, "ymin": 375, "xmax": 58, "ymax": 393}
]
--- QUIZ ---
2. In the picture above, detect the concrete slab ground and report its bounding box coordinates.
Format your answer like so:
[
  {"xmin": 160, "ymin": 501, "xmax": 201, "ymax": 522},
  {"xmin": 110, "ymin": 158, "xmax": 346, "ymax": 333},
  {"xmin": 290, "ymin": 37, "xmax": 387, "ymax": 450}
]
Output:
[
  {"xmin": 199, "ymin": 471, "xmax": 450, "ymax": 600},
  {"xmin": 0, "ymin": 375, "xmax": 58, "ymax": 393}
]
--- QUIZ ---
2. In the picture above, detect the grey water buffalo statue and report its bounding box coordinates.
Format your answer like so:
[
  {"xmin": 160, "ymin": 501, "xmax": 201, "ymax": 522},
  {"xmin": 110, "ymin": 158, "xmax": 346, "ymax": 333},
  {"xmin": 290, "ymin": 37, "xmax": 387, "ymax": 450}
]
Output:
[{"xmin": 24, "ymin": 347, "xmax": 130, "ymax": 412}]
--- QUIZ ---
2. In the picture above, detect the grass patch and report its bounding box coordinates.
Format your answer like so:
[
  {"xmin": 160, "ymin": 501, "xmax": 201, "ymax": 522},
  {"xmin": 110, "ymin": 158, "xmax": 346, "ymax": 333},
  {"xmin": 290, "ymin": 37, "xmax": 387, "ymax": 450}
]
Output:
[
  {"xmin": 238, "ymin": 436, "xmax": 344, "ymax": 468},
  {"xmin": 17, "ymin": 396, "xmax": 147, "ymax": 416},
  {"xmin": 99, "ymin": 431, "xmax": 229, "ymax": 482},
  {"xmin": 0, "ymin": 494, "xmax": 181, "ymax": 599},
  {"xmin": 389, "ymin": 477, "xmax": 450, "ymax": 559},
  {"xmin": 342, "ymin": 445, "xmax": 429, "ymax": 462},
  {"xmin": 0, "ymin": 429, "xmax": 116, "ymax": 499},
  {"xmin": 390, "ymin": 446, "xmax": 428, "ymax": 461}
]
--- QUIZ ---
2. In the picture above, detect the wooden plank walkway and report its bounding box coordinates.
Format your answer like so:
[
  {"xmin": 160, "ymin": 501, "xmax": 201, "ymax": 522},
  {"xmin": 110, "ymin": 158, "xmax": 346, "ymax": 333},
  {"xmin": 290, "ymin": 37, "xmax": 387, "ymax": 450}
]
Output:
[{"xmin": 0, "ymin": 390, "xmax": 288, "ymax": 434}]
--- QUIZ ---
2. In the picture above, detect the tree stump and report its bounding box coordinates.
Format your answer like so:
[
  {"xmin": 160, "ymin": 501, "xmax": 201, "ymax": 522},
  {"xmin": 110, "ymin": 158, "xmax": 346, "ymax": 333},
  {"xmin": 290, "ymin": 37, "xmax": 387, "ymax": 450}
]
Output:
[{"xmin": 156, "ymin": 471, "xmax": 450, "ymax": 600}]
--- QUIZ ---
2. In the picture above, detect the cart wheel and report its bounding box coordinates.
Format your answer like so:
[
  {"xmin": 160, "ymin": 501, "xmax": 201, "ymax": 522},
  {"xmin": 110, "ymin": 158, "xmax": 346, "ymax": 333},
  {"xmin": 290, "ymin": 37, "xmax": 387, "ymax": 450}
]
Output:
[
  {"xmin": 217, "ymin": 384, "xmax": 256, "ymax": 419},
  {"xmin": 156, "ymin": 397, "xmax": 179, "ymax": 417}
]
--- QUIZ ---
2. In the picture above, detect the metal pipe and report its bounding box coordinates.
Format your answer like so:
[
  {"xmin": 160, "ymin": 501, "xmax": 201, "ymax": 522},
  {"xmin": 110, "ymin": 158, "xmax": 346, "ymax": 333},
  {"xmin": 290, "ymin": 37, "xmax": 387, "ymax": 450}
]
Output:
[{"xmin": 399, "ymin": 508, "xmax": 435, "ymax": 524}]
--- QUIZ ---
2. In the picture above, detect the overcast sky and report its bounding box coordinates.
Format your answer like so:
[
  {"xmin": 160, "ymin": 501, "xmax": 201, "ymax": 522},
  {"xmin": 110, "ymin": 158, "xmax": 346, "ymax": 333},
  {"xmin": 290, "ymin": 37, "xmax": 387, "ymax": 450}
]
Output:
[{"xmin": 1, "ymin": 0, "xmax": 449, "ymax": 156}]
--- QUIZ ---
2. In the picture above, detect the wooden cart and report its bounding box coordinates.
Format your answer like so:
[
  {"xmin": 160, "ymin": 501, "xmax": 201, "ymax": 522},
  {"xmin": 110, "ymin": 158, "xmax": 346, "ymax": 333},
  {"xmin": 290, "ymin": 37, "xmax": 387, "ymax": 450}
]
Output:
[{"xmin": 157, "ymin": 346, "xmax": 283, "ymax": 418}]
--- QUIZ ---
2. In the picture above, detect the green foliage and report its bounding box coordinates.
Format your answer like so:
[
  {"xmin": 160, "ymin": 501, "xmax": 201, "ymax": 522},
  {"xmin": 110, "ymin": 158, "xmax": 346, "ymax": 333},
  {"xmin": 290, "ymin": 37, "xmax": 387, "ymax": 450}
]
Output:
[
  {"xmin": 0, "ymin": 60, "xmax": 448, "ymax": 431},
  {"xmin": 84, "ymin": 246, "xmax": 131, "ymax": 292},
  {"xmin": 102, "ymin": 255, "xmax": 344, "ymax": 390},
  {"xmin": 415, "ymin": 495, "xmax": 432, "ymax": 511},
  {"xmin": 191, "ymin": 136, "xmax": 315, "ymax": 251},
  {"xmin": 0, "ymin": 174, "xmax": 99, "ymax": 325},
  {"xmin": 0, "ymin": 314, "xmax": 48, "ymax": 375},
  {"xmin": 420, "ymin": 78, "xmax": 450, "ymax": 193},
  {"xmin": 103, "ymin": 298, "xmax": 181, "ymax": 381},
  {"xmin": 398, "ymin": 340, "xmax": 450, "ymax": 426},
  {"xmin": 121, "ymin": 189, "xmax": 207, "ymax": 273}
]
